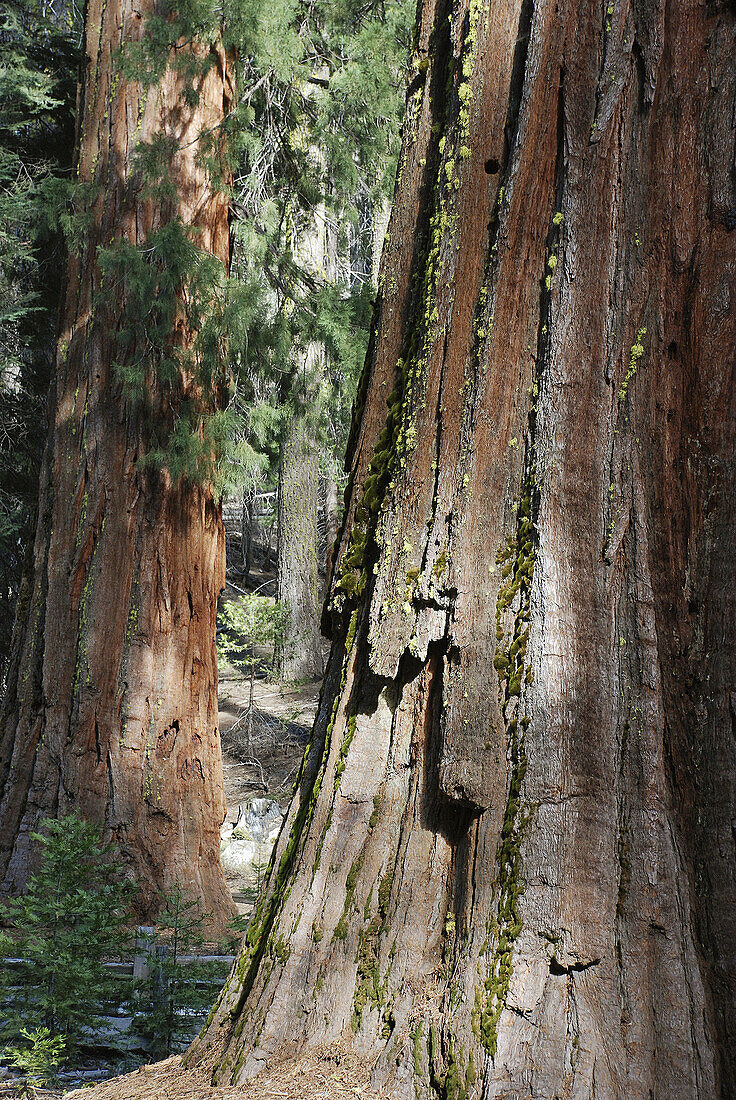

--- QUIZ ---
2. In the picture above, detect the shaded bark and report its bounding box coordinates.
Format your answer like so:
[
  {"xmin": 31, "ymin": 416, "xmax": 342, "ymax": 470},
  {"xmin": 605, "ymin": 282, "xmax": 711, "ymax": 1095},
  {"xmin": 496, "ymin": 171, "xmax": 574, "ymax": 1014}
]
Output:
[
  {"xmin": 0, "ymin": 0, "xmax": 236, "ymax": 929},
  {"xmin": 193, "ymin": 0, "xmax": 736, "ymax": 1092}
]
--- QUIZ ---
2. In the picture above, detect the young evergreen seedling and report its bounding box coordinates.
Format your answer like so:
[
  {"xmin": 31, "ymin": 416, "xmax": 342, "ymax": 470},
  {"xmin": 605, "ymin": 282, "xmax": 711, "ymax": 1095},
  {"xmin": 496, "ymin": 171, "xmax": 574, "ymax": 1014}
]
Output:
[
  {"xmin": 0, "ymin": 815, "xmax": 134, "ymax": 1051},
  {"xmin": 3, "ymin": 1026, "xmax": 66, "ymax": 1097},
  {"xmin": 129, "ymin": 884, "xmax": 230, "ymax": 1058}
]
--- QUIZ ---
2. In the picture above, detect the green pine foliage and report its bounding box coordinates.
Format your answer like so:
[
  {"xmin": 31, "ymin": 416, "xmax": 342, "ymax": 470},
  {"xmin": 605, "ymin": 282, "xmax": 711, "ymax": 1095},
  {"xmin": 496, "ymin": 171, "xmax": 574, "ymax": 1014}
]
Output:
[
  {"xmin": 97, "ymin": 219, "xmax": 216, "ymax": 396},
  {"xmin": 117, "ymin": 0, "xmax": 223, "ymax": 90},
  {"xmin": 0, "ymin": 815, "xmax": 134, "ymax": 1051},
  {"xmin": 97, "ymin": 218, "xmax": 228, "ymax": 392},
  {"xmin": 0, "ymin": 0, "xmax": 79, "ymax": 684},
  {"xmin": 128, "ymin": 884, "xmax": 229, "ymax": 1058},
  {"xmin": 3, "ymin": 1027, "xmax": 66, "ymax": 1094},
  {"xmin": 217, "ymin": 591, "xmax": 290, "ymax": 675},
  {"xmin": 216, "ymin": 0, "xmax": 412, "ymax": 505}
]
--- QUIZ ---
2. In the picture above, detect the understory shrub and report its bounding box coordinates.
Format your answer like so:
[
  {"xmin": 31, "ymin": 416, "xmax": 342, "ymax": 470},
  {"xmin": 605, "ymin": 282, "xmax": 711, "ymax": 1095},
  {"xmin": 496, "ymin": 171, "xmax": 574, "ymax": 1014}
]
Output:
[
  {"xmin": 0, "ymin": 815, "xmax": 134, "ymax": 1050},
  {"xmin": 128, "ymin": 884, "xmax": 230, "ymax": 1057}
]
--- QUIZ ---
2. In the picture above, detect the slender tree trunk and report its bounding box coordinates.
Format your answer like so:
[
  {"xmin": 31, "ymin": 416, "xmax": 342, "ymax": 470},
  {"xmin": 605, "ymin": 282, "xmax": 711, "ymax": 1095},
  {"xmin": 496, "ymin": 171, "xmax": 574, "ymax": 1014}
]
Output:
[
  {"xmin": 323, "ymin": 466, "xmax": 340, "ymax": 581},
  {"xmin": 276, "ymin": 419, "xmax": 323, "ymax": 681},
  {"xmin": 241, "ymin": 484, "xmax": 255, "ymax": 579},
  {"xmin": 275, "ymin": 152, "xmax": 334, "ymax": 682},
  {"xmin": 0, "ymin": 0, "xmax": 236, "ymax": 929},
  {"xmin": 371, "ymin": 196, "xmax": 392, "ymax": 291},
  {"xmin": 193, "ymin": 0, "xmax": 736, "ymax": 1092}
]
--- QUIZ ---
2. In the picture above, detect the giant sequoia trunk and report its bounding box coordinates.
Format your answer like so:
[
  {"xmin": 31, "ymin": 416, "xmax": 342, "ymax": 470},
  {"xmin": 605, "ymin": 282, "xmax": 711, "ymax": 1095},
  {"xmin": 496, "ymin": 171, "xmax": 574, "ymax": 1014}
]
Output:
[
  {"xmin": 192, "ymin": 0, "xmax": 736, "ymax": 1092},
  {"xmin": 0, "ymin": 0, "xmax": 236, "ymax": 929}
]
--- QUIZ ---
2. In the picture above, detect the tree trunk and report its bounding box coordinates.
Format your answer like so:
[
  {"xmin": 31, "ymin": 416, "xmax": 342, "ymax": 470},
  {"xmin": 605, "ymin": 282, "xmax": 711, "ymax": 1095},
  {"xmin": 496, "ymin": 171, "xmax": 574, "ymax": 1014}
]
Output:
[
  {"xmin": 0, "ymin": 0, "xmax": 236, "ymax": 930},
  {"xmin": 241, "ymin": 484, "xmax": 255, "ymax": 579},
  {"xmin": 193, "ymin": 0, "xmax": 736, "ymax": 1092},
  {"xmin": 371, "ymin": 196, "xmax": 392, "ymax": 291},
  {"xmin": 276, "ymin": 419, "xmax": 323, "ymax": 681},
  {"xmin": 275, "ymin": 142, "xmax": 334, "ymax": 683},
  {"xmin": 323, "ymin": 467, "xmax": 340, "ymax": 581}
]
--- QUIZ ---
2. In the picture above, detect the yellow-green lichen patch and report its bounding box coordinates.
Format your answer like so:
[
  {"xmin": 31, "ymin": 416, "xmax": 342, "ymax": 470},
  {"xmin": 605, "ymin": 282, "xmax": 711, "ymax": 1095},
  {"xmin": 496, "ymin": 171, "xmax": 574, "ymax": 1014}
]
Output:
[
  {"xmin": 432, "ymin": 549, "xmax": 449, "ymax": 578},
  {"xmin": 455, "ymin": 0, "xmax": 487, "ymax": 159},
  {"xmin": 426, "ymin": 1027, "xmax": 474, "ymax": 1100},
  {"xmin": 413, "ymin": 1021, "xmax": 424, "ymax": 1077},
  {"xmin": 332, "ymin": 4, "xmax": 490, "ymax": 619},
  {"xmin": 480, "ymin": 482, "xmax": 537, "ymax": 1057},
  {"xmin": 334, "ymin": 714, "xmax": 357, "ymax": 791},
  {"xmin": 479, "ymin": 718, "xmax": 530, "ymax": 1056},
  {"xmin": 544, "ymin": 212, "xmax": 564, "ymax": 293},
  {"xmin": 444, "ymin": 1036, "xmax": 474, "ymax": 1100},
  {"xmin": 333, "ymin": 854, "xmax": 364, "ymax": 943},
  {"xmin": 618, "ymin": 326, "xmax": 646, "ymax": 402},
  {"xmin": 351, "ymin": 869, "xmax": 393, "ymax": 1032}
]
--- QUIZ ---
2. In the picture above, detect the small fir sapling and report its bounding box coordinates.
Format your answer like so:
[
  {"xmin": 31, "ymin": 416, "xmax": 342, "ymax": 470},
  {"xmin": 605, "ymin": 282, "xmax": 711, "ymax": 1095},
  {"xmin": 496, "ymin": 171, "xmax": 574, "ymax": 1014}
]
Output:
[
  {"xmin": 128, "ymin": 884, "xmax": 230, "ymax": 1058},
  {"xmin": 217, "ymin": 592, "xmax": 290, "ymax": 746},
  {"xmin": 0, "ymin": 815, "xmax": 134, "ymax": 1050},
  {"xmin": 3, "ymin": 1027, "xmax": 66, "ymax": 1096}
]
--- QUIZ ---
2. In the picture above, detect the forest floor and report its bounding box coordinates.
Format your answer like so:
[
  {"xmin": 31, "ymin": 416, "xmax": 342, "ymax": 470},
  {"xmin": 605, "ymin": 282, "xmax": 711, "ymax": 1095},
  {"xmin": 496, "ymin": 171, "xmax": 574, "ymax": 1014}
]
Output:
[
  {"xmin": 217, "ymin": 668, "xmax": 319, "ymax": 911},
  {"xmin": 60, "ymin": 1048, "xmax": 388, "ymax": 1100},
  {"xmin": 219, "ymin": 671, "xmax": 319, "ymax": 809},
  {"xmin": 0, "ymin": 1043, "xmax": 390, "ymax": 1100}
]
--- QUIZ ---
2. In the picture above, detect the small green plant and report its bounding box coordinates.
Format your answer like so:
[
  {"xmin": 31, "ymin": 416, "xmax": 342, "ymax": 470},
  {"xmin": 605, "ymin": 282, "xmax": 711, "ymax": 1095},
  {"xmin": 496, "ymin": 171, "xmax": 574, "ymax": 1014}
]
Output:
[
  {"xmin": 129, "ymin": 884, "xmax": 229, "ymax": 1057},
  {"xmin": 217, "ymin": 591, "xmax": 289, "ymax": 674},
  {"xmin": 221, "ymin": 912, "xmax": 250, "ymax": 955},
  {"xmin": 218, "ymin": 592, "xmax": 290, "ymax": 743},
  {"xmin": 249, "ymin": 843, "xmax": 266, "ymax": 890},
  {"xmin": 0, "ymin": 815, "xmax": 134, "ymax": 1050},
  {"xmin": 3, "ymin": 1027, "xmax": 66, "ymax": 1096}
]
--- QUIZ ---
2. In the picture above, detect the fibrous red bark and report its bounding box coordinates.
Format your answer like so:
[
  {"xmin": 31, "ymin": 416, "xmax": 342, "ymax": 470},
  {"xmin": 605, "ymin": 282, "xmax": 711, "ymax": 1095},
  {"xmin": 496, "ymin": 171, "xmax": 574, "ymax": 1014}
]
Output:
[
  {"xmin": 192, "ymin": 0, "xmax": 736, "ymax": 1091},
  {"xmin": 0, "ymin": 0, "xmax": 236, "ymax": 929}
]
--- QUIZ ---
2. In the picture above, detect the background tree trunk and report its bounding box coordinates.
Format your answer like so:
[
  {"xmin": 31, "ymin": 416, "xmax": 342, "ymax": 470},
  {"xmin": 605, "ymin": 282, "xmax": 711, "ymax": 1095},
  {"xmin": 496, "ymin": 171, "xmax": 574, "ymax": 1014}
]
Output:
[
  {"xmin": 0, "ymin": 0, "xmax": 236, "ymax": 929},
  {"xmin": 241, "ymin": 484, "xmax": 255, "ymax": 579},
  {"xmin": 371, "ymin": 196, "xmax": 391, "ymax": 291},
  {"xmin": 275, "ymin": 148, "xmax": 334, "ymax": 682},
  {"xmin": 193, "ymin": 0, "xmax": 736, "ymax": 1090},
  {"xmin": 323, "ymin": 466, "xmax": 340, "ymax": 581},
  {"xmin": 276, "ymin": 419, "xmax": 323, "ymax": 681}
]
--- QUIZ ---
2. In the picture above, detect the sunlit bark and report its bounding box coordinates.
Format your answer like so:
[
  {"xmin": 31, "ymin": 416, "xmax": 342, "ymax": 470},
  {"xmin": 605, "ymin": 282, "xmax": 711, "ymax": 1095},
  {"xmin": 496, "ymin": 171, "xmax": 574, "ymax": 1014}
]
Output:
[{"xmin": 194, "ymin": 0, "xmax": 736, "ymax": 1088}]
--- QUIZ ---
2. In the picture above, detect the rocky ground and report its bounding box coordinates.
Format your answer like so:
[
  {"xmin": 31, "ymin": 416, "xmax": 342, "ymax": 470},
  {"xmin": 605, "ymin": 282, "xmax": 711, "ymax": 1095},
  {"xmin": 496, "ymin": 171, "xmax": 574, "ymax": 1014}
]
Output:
[{"xmin": 217, "ymin": 671, "xmax": 319, "ymax": 915}]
